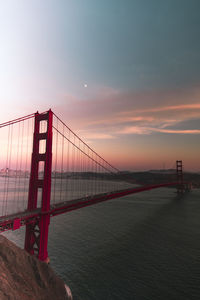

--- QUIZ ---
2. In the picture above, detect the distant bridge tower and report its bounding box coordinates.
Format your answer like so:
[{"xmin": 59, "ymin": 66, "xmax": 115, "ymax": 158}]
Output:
[
  {"xmin": 176, "ymin": 160, "xmax": 184, "ymax": 194},
  {"xmin": 24, "ymin": 110, "xmax": 52, "ymax": 262}
]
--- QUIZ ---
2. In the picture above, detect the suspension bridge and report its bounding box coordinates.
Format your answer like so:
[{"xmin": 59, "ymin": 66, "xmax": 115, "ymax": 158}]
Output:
[{"xmin": 0, "ymin": 110, "xmax": 188, "ymax": 262}]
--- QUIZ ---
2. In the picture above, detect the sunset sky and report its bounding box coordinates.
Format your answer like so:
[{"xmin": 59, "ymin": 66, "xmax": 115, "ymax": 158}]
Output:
[{"xmin": 0, "ymin": 0, "xmax": 200, "ymax": 171}]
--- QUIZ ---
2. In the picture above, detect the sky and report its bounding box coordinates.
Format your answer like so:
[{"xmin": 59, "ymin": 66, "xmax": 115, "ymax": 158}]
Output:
[{"xmin": 0, "ymin": 0, "xmax": 200, "ymax": 171}]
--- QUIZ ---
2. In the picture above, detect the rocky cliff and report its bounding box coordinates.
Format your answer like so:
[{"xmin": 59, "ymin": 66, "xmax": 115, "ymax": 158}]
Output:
[{"xmin": 0, "ymin": 235, "xmax": 71, "ymax": 300}]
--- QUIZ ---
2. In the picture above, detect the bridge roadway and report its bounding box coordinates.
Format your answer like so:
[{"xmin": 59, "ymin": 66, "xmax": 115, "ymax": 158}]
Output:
[{"xmin": 0, "ymin": 182, "xmax": 180, "ymax": 233}]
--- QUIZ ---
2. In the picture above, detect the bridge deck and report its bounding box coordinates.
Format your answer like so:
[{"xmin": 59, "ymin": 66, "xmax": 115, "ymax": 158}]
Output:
[{"xmin": 0, "ymin": 182, "xmax": 180, "ymax": 233}]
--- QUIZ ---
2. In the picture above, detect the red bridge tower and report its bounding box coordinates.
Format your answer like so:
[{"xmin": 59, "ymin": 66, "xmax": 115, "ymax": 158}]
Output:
[
  {"xmin": 24, "ymin": 110, "xmax": 52, "ymax": 262},
  {"xmin": 176, "ymin": 160, "xmax": 184, "ymax": 194}
]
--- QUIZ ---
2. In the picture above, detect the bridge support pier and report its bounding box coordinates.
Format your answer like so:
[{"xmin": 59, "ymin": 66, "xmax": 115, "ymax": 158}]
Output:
[{"xmin": 24, "ymin": 110, "xmax": 52, "ymax": 261}]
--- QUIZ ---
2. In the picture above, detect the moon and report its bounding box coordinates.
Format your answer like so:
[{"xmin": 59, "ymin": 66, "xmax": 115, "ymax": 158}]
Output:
[{"xmin": 84, "ymin": 83, "xmax": 87, "ymax": 88}]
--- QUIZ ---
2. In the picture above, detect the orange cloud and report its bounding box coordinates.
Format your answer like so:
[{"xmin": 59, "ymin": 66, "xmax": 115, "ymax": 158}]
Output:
[
  {"xmin": 56, "ymin": 85, "xmax": 200, "ymax": 145},
  {"xmin": 134, "ymin": 103, "xmax": 200, "ymax": 114},
  {"xmin": 77, "ymin": 132, "xmax": 115, "ymax": 140},
  {"xmin": 119, "ymin": 126, "xmax": 200, "ymax": 135}
]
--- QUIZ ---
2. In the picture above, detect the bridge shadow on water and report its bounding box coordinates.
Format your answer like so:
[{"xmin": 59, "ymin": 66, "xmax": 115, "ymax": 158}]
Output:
[{"xmin": 50, "ymin": 189, "xmax": 200, "ymax": 300}]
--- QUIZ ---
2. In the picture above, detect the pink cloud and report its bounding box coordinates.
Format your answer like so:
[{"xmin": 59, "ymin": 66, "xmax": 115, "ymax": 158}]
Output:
[
  {"xmin": 119, "ymin": 126, "xmax": 200, "ymax": 135},
  {"xmin": 77, "ymin": 131, "xmax": 115, "ymax": 140},
  {"xmin": 134, "ymin": 103, "xmax": 200, "ymax": 114},
  {"xmin": 118, "ymin": 126, "xmax": 152, "ymax": 135},
  {"xmin": 155, "ymin": 128, "xmax": 200, "ymax": 134},
  {"xmin": 55, "ymin": 84, "xmax": 200, "ymax": 141}
]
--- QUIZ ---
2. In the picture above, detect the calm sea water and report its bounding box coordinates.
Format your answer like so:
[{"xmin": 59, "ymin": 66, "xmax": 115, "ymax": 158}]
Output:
[{"xmin": 4, "ymin": 187, "xmax": 200, "ymax": 300}]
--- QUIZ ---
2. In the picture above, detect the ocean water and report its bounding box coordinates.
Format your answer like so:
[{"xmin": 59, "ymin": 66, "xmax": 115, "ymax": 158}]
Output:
[{"xmin": 3, "ymin": 187, "xmax": 200, "ymax": 300}]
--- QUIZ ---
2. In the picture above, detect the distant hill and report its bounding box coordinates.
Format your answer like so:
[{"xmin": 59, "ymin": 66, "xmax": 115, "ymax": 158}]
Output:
[
  {"xmin": 148, "ymin": 169, "xmax": 175, "ymax": 173},
  {"xmin": 117, "ymin": 170, "xmax": 200, "ymax": 187}
]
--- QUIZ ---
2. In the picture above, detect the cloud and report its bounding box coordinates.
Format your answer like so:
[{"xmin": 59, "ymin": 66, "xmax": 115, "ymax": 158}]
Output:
[
  {"xmin": 56, "ymin": 84, "xmax": 200, "ymax": 140},
  {"xmin": 158, "ymin": 128, "xmax": 200, "ymax": 134},
  {"xmin": 119, "ymin": 126, "xmax": 200, "ymax": 135},
  {"xmin": 77, "ymin": 131, "xmax": 115, "ymax": 140},
  {"xmin": 132, "ymin": 103, "xmax": 200, "ymax": 114},
  {"xmin": 82, "ymin": 101, "xmax": 200, "ymax": 139},
  {"xmin": 118, "ymin": 126, "xmax": 152, "ymax": 135}
]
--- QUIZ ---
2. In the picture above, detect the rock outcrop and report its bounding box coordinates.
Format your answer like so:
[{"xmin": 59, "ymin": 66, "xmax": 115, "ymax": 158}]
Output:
[{"xmin": 0, "ymin": 235, "xmax": 71, "ymax": 300}]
